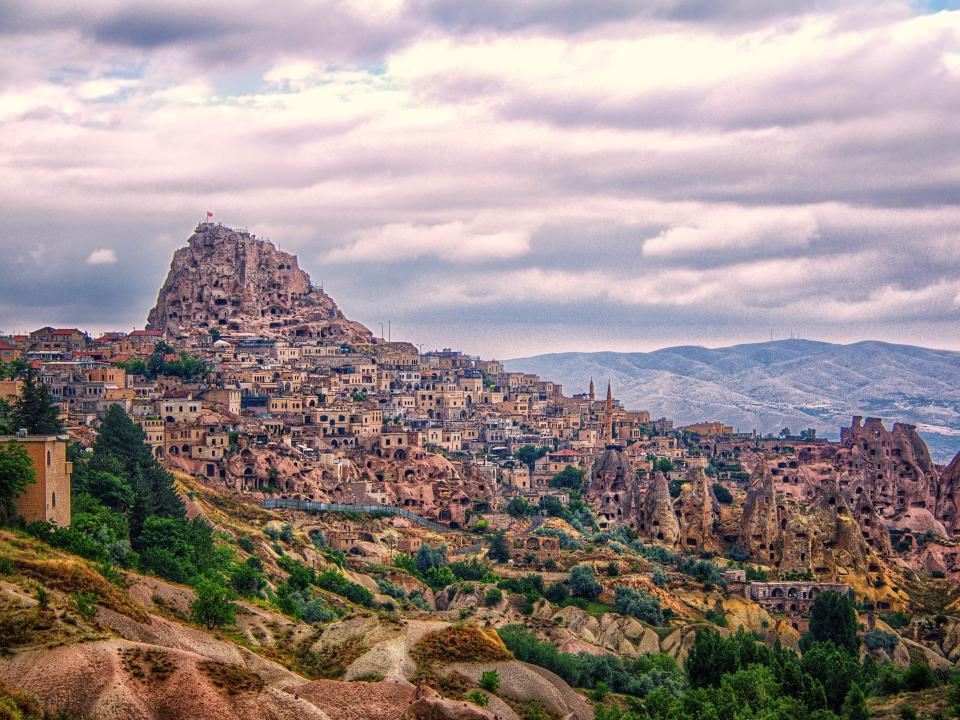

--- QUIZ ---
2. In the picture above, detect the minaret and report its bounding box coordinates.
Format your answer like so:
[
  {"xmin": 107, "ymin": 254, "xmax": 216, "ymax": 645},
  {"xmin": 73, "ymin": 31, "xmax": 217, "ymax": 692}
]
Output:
[
  {"xmin": 589, "ymin": 377, "xmax": 595, "ymax": 402},
  {"xmin": 605, "ymin": 382, "xmax": 614, "ymax": 443}
]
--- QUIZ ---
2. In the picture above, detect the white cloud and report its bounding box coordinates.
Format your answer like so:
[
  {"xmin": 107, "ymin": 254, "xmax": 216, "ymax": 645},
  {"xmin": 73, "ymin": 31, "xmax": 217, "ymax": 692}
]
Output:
[
  {"xmin": 642, "ymin": 208, "xmax": 819, "ymax": 258},
  {"xmin": 325, "ymin": 221, "xmax": 531, "ymax": 263},
  {"xmin": 86, "ymin": 248, "xmax": 117, "ymax": 265}
]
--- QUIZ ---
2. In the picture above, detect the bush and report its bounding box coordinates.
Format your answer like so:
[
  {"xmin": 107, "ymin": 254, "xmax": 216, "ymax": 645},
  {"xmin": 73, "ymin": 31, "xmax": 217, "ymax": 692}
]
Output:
[
  {"xmin": 570, "ymin": 565, "xmax": 602, "ymax": 600},
  {"xmin": 544, "ymin": 582, "xmax": 569, "ymax": 604},
  {"xmin": 237, "ymin": 536, "xmax": 255, "ymax": 553},
  {"xmin": 651, "ymin": 569, "xmax": 668, "ymax": 587},
  {"xmin": 229, "ymin": 562, "xmax": 266, "ymax": 598},
  {"xmin": 863, "ymin": 628, "xmax": 899, "ymax": 654},
  {"xmin": 506, "ymin": 497, "xmax": 536, "ymax": 518},
  {"xmin": 316, "ymin": 568, "xmax": 374, "ymax": 606},
  {"xmin": 676, "ymin": 556, "xmax": 723, "ymax": 585},
  {"xmin": 614, "ymin": 586, "xmax": 664, "ymax": 625},
  {"xmin": 467, "ymin": 690, "xmax": 488, "ymax": 707},
  {"xmin": 484, "ymin": 588, "xmax": 503, "ymax": 607},
  {"xmin": 497, "ymin": 624, "xmax": 682, "ymax": 698},
  {"xmin": 712, "ymin": 483, "xmax": 733, "ymax": 504},
  {"xmin": 450, "ymin": 559, "xmax": 488, "ymax": 581},
  {"xmin": 415, "ymin": 544, "xmax": 448, "ymax": 575},
  {"xmin": 882, "ymin": 611, "xmax": 911, "ymax": 629},
  {"xmin": 903, "ymin": 663, "xmax": 936, "ymax": 692},
  {"xmin": 480, "ymin": 670, "xmax": 500, "ymax": 693},
  {"xmin": 73, "ymin": 591, "xmax": 99, "ymax": 620}
]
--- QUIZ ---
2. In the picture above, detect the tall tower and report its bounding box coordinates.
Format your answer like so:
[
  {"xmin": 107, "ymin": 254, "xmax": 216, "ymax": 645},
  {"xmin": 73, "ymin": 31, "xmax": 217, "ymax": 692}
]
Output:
[
  {"xmin": 589, "ymin": 377, "xmax": 595, "ymax": 402},
  {"xmin": 605, "ymin": 382, "xmax": 614, "ymax": 444}
]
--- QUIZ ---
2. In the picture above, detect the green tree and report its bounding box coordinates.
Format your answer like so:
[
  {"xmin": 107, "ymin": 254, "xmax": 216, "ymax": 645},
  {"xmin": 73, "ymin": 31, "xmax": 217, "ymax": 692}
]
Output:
[
  {"xmin": 415, "ymin": 543, "xmax": 448, "ymax": 575},
  {"xmin": 808, "ymin": 591, "xmax": 859, "ymax": 655},
  {"xmin": 539, "ymin": 495, "xmax": 564, "ymax": 517},
  {"xmin": 11, "ymin": 368, "xmax": 62, "ymax": 435},
  {"xmin": 0, "ymin": 441, "xmax": 35, "ymax": 524},
  {"xmin": 842, "ymin": 683, "xmax": 870, "ymax": 720},
  {"xmin": 487, "ymin": 532, "xmax": 510, "ymax": 563},
  {"xmin": 548, "ymin": 466, "xmax": 586, "ymax": 493},
  {"xmin": 685, "ymin": 627, "xmax": 739, "ymax": 688},
  {"xmin": 191, "ymin": 575, "xmax": 237, "ymax": 629},
  {"xmin": 506, "ymin": 496, "xmax": 536, "ymax": 518},
  {"xmin": 569, "ymin": 564, "xmax": 601, "ymax": 600},
  {"xmin": 229, "ymin": 561, "xmax": 266, "ymax": 598},
  {"xmin": 655, "ymin": 458, "xmax": 673, "ymax": 473},
  {"xmin": 801, "ymin": 641, "xmax": 862, "ymax": 713},
  {"xmin": 515, "ymin": 445, "xmax": 549, "ymax": 471}
]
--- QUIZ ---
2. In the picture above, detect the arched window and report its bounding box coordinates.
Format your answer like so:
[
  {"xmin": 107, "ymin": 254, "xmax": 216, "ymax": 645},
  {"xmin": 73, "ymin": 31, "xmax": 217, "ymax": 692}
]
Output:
[{"xmin": 51, "ymin": 492, "xmax": 56, "ymax": 508}]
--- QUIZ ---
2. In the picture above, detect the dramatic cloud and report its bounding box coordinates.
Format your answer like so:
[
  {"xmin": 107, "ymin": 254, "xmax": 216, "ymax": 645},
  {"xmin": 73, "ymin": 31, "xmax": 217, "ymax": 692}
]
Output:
[{"xmin": 0, "ymin": 0, "xmax": 959, "ymax": 355}]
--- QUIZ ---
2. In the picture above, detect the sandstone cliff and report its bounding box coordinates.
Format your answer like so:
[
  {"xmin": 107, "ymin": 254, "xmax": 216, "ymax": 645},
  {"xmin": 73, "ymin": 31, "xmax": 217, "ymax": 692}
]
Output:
[{"xmin": 147, "ymin": 223, "xmax": 372, "ymax": 342}]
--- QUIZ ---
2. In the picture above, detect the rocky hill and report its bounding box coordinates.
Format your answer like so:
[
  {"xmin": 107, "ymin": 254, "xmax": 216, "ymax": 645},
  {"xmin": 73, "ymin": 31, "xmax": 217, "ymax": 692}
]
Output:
[
  {"xmin": 147, "ymin": 223, "xmax": 372, "ymax": 343},
  {"xmin": 506, "ymin": 339, "xmax": 960, "ymax": 461}
]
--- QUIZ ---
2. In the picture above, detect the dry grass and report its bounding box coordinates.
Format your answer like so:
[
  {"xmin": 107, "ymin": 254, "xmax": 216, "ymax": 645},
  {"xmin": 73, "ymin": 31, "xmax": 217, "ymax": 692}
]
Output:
[
  {"xmin": 867, "ymin": 686, "xmax": 951, "ymax": 720},
  {"xmin": 198, "ymin": 660, "xmax": 265, "ymax": 696},
  {"xmin": 290, "ymin": 633, "xmax": 369, "ymax": 679},
  {"xmin": 0, "ymin": 680, "xmax": 44, "ymax": 720},
  {"xmin": 13, "ymin": 557, "xmax": 147, "ymax": 623},
  {"xmin": 119, "ymin": 647, "xmax": 176, "ymax": 684},
  {"xmin": 411, "ymin": 625, "xmax": 512, "ymax": 666}
]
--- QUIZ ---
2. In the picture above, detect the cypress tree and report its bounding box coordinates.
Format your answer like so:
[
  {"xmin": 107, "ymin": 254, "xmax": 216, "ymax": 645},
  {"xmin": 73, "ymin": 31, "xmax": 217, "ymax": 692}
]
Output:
[{"xmin": 11, "ymin": 368, "xmax": 63, "ymax": 435}]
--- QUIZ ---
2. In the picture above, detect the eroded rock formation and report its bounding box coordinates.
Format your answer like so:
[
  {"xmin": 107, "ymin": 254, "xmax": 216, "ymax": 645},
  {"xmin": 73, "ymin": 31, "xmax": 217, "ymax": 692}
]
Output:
[{"xmin": 147, "ymin": 223, "xmax": 372, "ymax": 342}]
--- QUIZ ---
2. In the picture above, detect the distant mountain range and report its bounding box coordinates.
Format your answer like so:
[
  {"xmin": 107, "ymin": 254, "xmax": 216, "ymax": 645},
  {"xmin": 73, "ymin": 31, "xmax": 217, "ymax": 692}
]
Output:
[{"xmin": 505, "ymin": 339, "xmax": 960, "ymax": 463}]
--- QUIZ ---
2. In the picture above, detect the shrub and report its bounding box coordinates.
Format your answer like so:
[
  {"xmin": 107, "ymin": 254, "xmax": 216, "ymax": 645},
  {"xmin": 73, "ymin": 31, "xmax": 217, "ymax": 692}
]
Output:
[
  {"xmin": 712, "ymin": 483, "xmax": 733, "ymax": 504},
  {"xmin": 676, "ymin": 557, "xmax": 723, "ymax": 586},
  {"xmin": 484, "ymin": 588, "xmax": 503, "ymax": 607},
  {"xmin": 614, "ymin": 586, "xmax": 664, "ymax": 625},
  {"xmin": 651, "ymin": 569, "xmax": 668, "ymax": 588},
  {"xmin": 570, "ymin": 564, "xmax": 602, "ymax": 600},
  {"xmin": 544, "ymin": 582, "xmax": 569, "ymax": 604},
  {"xmin": 73, "ymin": 591, "xmax": 99, "ymax": 621},
  {"xmin": 237, "ymin": 536, "xmax": 255, "ymax": 553},
  {"xmin": 229, "ymin": 562, "xmax": 266, "ymax": 598},
  {"xmin": 415, "ymin": 544, "xmax": 448, "ymax": 575},
  {"xmin": 506, "ymin": 497, "xmax": 536, "ymax": 518},
  {"xmin": 316, "ymin": 568, "xmax": 374, "ymax": 607},
  {"xmin": 863, "ymin": 628, "xmax": 899, "ymax": 654},
  {"xmin": 450, "ymin": 559, "xmax": 488, "ymax": 581},
  {"xmin": 480, "ymin": 670, "xmax": 501, "ymax": 692},
  {"xmin": 882, "ymin": 611, "xmax": 911, "ymax": 629},
  {"xmin": 467, "ymin": 690, "xmax": 488, "ymax": 707},
  {"xmin": 903, "ymin": 663, "xmax": 936, "ymax": 692}
]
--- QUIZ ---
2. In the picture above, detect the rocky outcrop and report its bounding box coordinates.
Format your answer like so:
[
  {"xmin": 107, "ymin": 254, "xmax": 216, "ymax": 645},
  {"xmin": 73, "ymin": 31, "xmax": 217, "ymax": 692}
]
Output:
[
  {"xmin": 147, "ymin": 223, "xmax": 372, "ymax": 342},
  {"xmin": 639, "ymin": 471, "xmax": 680, "ymax": 546},
  {"xmin": 936, "ymin": 451, "xmax": 960, "ymax": 534},
  {"xmin": 741, "ymin": 464, "xmax": 782, "ymax": 566},
  {"xmin": 837, "ymin": 417, "xmax": 940, "ymax": 521},
  {"xmin": 676, "ymin": 469, "xmax": 719, "ymax": 550},
  {"xmin": 587, "ymin": 446, "xmax": 638, "ymax": 529}
]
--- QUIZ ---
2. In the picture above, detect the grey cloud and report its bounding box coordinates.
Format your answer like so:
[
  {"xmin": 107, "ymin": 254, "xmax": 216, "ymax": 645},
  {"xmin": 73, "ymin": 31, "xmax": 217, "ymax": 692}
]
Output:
[{"xmin": 91, "ymin": 8, "xmax": 239, "ymax": 49}]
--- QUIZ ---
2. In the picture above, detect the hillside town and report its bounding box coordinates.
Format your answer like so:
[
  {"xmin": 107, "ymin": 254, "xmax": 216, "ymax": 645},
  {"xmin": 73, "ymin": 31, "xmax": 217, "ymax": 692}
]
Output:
[{"xmin": 2, "ymin": 224, "xmax": 959, "ymax": 589}]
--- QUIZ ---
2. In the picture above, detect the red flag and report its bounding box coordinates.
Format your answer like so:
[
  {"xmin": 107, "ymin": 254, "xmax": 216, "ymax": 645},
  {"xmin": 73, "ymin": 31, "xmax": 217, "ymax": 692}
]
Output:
[{"xmin": 206, "ymin": 211, "xmax": 213, "ymax": 218}]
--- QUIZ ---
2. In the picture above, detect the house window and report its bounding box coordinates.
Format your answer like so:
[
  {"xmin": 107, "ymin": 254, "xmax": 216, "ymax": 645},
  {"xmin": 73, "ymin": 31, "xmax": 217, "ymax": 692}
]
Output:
[
  {"xmin": 47, "ymin": 450, "xmax": 51, "ymax": 466},
  {"xmin": 51, "ymin": 492, "xmax": 56, "ymax": 508}
]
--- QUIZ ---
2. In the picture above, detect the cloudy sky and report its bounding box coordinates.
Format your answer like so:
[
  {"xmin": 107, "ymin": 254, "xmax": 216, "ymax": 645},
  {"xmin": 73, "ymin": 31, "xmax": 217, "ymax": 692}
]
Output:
[{"xmin": 1, "ymin": 0, "xmax": 959, "ymax": 358}]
